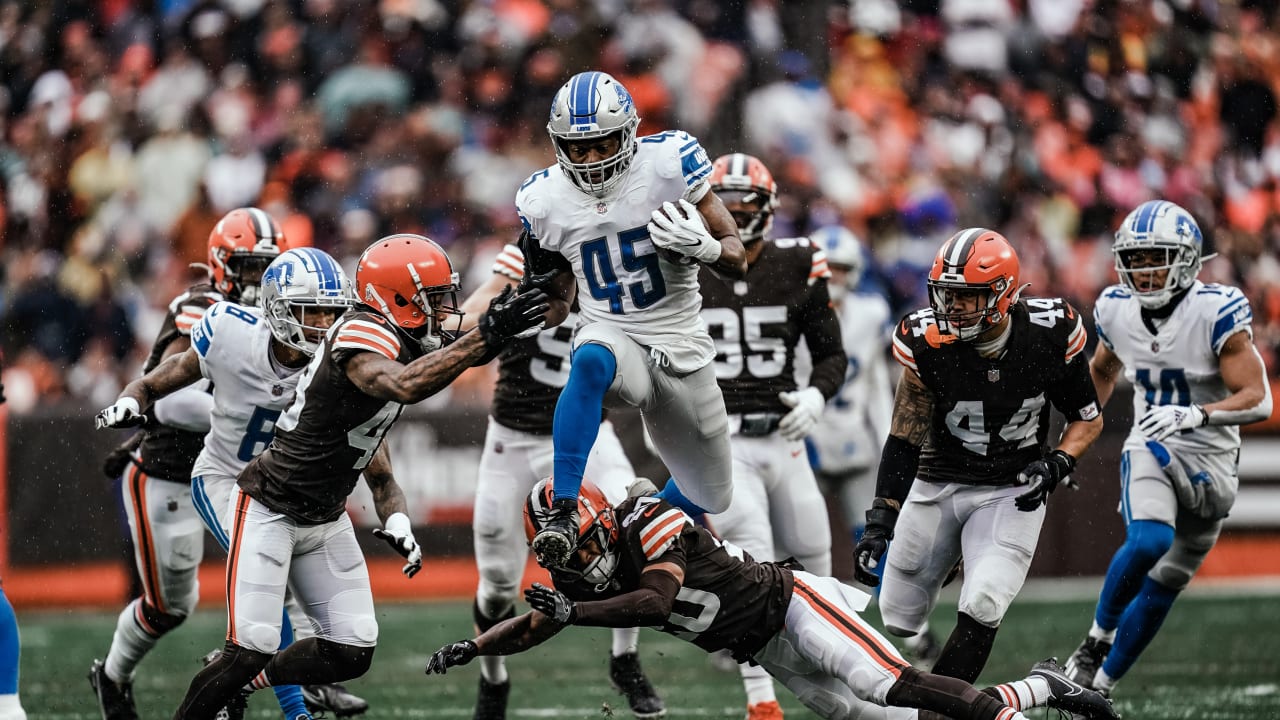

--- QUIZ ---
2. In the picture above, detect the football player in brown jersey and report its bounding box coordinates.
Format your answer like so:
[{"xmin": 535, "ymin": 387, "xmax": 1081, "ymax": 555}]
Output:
[
  {"xmin": 425, "ymin": 480, "xmax": 1119, "ymax": 720},
  {"xmin": 853, "ymin": 229, "xmax": 1104, "ymax": 685},
  {"xmin": 169, "ymin": 235, "xmax": 548, "ymax": 720},
  {"xmin": 700, "ymin": 153, "xmax": 845, "ymax": 720},
  {"xmin": 90, "ymin": 207, "xmax": 289, "ymax": 720}
]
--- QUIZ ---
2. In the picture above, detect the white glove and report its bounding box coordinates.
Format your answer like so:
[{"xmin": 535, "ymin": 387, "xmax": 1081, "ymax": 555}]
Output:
[
  {"xmin": 95, "ymin": 397, "xmax": 145, "ymax": 429},
  {"xmin": 647, "ymin": 200, "xmax": 722, "ymax": 264},
  {"xmin": 372, "ymin": 512, "xmax": 423, "ymax": 579},
  {"xmin": 778, "ymin": 387, "xmax": 825, "ymax": 441},
  {"xmin": 1138, "ymin": 404, "xmax": 1207, "ymax": 441}
]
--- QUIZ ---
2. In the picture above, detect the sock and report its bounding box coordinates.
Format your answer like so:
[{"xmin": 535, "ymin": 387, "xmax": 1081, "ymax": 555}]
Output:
[
  {"xmin": 552, "ymin": 343, "xmax": 615, "ymax": 502},
  {"xmin": 272, "ymin": 612, "xmax": 311, "ymax": 719},
  {"xmin": 104, "ymin": 599, "xmax": 160, "ymax": 683},
  {"xmin": 655, "ymin": 479, "xmax": 708, "ymax": 516},
  {"xmin": 1093, "ymin": 668, "xmax": 1117, "ymax": 695},
  {"xmin": 0, "ymin": 694, "xmax": 24, "ymax": 719},
  {"xmin": 1094, "ymin": 519, "xmax": 1174, "ymax": 630},
  {"xmin": 611, "ymin": 627, "xmax": 639, "ymax": 657},
  {"xmin": 1089, "ymin": 620, "xmax": 1116, "ymax": 644},
  {"xmin": 740, "ymin": 662, "xmax": 776, "ymax": 705},
  {"xmin": 903, "ymin": 622, "xmax": 932, "ymax": 653},
  {"xmin": 930, "ymin": 612, "xmax": 999, "ymax": 684},
  {"xmin": 0, "ymin": 589, "xmax": 18, "ymax": 697},
  {"xmin": 1101, "ymin": 576, "xmax": 1180, "ymax": 682},
  {"xmin": 982, "ymin": 677, "xmax": 1050, "ymax": 711}
]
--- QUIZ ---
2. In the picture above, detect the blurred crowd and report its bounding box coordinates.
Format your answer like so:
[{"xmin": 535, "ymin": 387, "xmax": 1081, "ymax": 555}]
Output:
[{"xmin": 4, "ymin": 0, "xmax": 1280, "ymax": 415}]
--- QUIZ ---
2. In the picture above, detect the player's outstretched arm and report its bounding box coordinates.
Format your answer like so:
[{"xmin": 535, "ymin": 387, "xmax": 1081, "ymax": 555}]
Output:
[
  {"xmin": 1089, "ymin": 342, "xmax": 1125, "ymax": 408},
  {"xmin": 1204, "ymin": 330, "xmax": 1273, "ymax": 426},
  {"xmin": 345, "ymin": 332, "xmax": 489, "ymax": 405},
  {"xmin": 424, "ymin": 610, "xmax": 566, "ymax": 675},
  {"xmin": 694, "ymin": 189, "xmax": 747, "ymax": 278},
  {"xmin": 95, "ymin": 348, "xmax": 203, "ymax": 429}
]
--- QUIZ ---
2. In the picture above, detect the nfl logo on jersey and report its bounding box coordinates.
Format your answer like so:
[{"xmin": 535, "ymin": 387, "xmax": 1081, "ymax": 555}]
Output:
[{"xmin": 987, "ymin": 368, "xmax": 1000, "ymax": 382}]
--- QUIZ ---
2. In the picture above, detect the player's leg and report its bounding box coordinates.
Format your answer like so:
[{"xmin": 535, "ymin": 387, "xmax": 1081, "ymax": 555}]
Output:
[
  {"xmin": 96, "ymin": 463, "xmax": 202, "ymax": 718},
  {"xmin": 877, "ymin": 483, "xmax": 962, "ymax": 641},
  {"xmin": 771, "ymin": 438, "xmax": 833, "ymax": 576},
  {"xmin": 933, "ymin": 485, "xmax": 1044, "ymax": 683},
  {"xmin": 644, "ymin": 362, "xmax": 733, "ymax": 515},
  {"xmin": 0, "ymin": 582, "xmax": 25, "ymax": 720},
  {"xmin": 1066, "ymin": 447, "xmax": 1177, "ymax": 686},
  {"xmin": 174, "ymin": 489, "xmax": 291, "ymax": 720},
  {"xmin": 193, "ymin": 474, "xmax": 313, "ymax": 719}
]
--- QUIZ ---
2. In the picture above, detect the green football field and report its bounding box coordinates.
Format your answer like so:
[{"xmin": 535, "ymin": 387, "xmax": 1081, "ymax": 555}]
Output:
[{"xmin": 17, "ymin": 587, "xmax": 1280, "ymax": 719}]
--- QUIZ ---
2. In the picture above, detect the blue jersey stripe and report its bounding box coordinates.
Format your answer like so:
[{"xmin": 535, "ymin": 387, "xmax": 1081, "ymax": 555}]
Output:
[
  {"xmin": 1212, "ymin": 305, "xmax": 1252, "ymax": 349},
  {"xmin": 193, "ymin": 315, "xmax": 214, "ymax": 356},
  {"xmin": 682, "ymin": 149, "xmax": 711, "ymax": 184},
  {"xmin": 1216, "ymin": 295, "xmax": 1247, "ymax": 319}
]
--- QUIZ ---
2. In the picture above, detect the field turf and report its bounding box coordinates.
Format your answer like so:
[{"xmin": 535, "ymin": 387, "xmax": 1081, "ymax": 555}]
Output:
[{"xmin": 18, "ymin": 587, "xmax": 1280, "ymax": 719}]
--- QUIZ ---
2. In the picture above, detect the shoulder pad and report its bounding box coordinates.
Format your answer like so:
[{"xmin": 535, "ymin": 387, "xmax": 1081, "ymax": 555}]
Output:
[
  {"xmin": 771, "ymin": 237, "xmax": 830, "ymax": 286},
  {"xmin": 332, "ymin": 312, "xmax": 402, "ymax": 361},
  {"xmin": 892, "ymin": 308, "xmax": 954, "ymax": 371},
  {"xmin": 619, "ymin": 497, "xmax": 690, "ymax": 562},
  {"xmin": 1022, "ymin": 298, "xmax": 1086, "ymax": 362},
  {"xmin": 1208, "ymin": 285, "xmax": 1253, "ymax": 353}
]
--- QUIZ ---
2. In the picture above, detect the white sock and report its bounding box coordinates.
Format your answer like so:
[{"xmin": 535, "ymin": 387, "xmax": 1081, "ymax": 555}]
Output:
[
  {"xmin": 1093, "ymin": 668, "xmax": 1117, "ymax": 694},
  {"xmin": 249, "ymin": 671, "xmax": 272, "ymax": 691},
  {"xmin": 988, "ymin": 677, "xmax": 1050, "ymax": 710},
  {"xmin": 611, "ymin": 627, "xmax": 639, "ymax": 657},
  {"xmin": 903, "ymin": 622, "xmax": 932, "ymax": 652},
  {"xmin": 740, "ymin": 662, "xmax": 776, "ymax": 705},
  {"xmin": 104, "ymin": 600, "xmax": 160, "ymax": 684},
  {"xmin": 994, "ymin": 709, "xmax": 1027, "ymax": 720},
  {"xmin": 0, "ymin": 694, "xmax": 26, "ymax": 720},
  {"xmin": 1089, "ymin": 621, "xmax": 1116, "ymax": 644}
]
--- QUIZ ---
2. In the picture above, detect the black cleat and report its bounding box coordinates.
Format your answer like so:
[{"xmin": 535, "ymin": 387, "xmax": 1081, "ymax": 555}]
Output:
[
  {"xmin": 474, "ymin": 676, "xmax": 510, "ymax": 720},
  {"xmin": 1064, "ymin": 636, "xmax": 1111, "ymax": 688},
  {"xmin": 302, "ymin": 683, "xmax": 370, "ymax": 717},
  {"xmin": 531, "ymin": 498, "xmax": 578, "ymax": 568},
  {"xmin": 214, "ymin": 690, "xmax": 250, "ymax": 720},
  {"xmin": 610, "ymin": 652, "xmax": 667, "ymax": 719},
  {"xmin": 1030, "ymin": 657, "xmax": 1120, "ymax": 720},
  {"xmin": 88, "ymin": 659, "xmax": 139, "ymax": 720}
]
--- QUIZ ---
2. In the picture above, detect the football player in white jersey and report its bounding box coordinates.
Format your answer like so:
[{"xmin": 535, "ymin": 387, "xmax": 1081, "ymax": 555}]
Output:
[
  {"xmin": 516, "ymin": 70, "xmax": 748, "ymax": 568},
  {"xmin": 1063, "ymin": 200, "xmax": 1273, "ymax": 697},
  {"xmin": 95, "ymin": 248, "xmax": 379, "ymax": 719}
]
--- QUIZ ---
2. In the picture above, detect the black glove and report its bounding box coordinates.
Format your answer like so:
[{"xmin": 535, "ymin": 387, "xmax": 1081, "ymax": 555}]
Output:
[
  {"xmin": 519, "ymin": 228, "xmax": 572, "ymax": 278},
  {"xmin": 424, "ymin": 639, "xmax": 477, "ymax": 675},
  {"xmin": 478, "ymin": 285, "xmax": 550, "ymax": 346},
  {"xmin": 1014, "ymin": 449, "xmax": 1076, "ymax": 512},
  {"xmin": 853, "ymin": 499, "xmax": 899, "ymax": 588},
  {"xmin": 524, "ymin": 582, "xmax": 575, "ymax": 624}
]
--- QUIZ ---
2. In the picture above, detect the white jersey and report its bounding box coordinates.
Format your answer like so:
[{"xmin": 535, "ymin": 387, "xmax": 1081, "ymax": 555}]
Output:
[
  {"xmin": 189, "ymin": 302, "xmax": 304, "ymax": 480},
  {"xmin": 1094, "ymin": 280, "xmax": 1253, "ymax": 454},
  {"xmin": 516, "ymin": 130, "xmax": 715, "ymax": 372},
  {"xmin": 808, "ymin": 292, "xmax": 894, "ymax": 473}
]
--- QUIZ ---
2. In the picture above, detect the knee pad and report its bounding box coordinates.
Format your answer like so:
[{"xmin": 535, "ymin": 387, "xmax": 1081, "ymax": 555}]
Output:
[
  {"xmin": 571, "ymin": 343, "xmax": 617, "ymax": 391},
  {"xmin": 1150, "ymin": 533, "xmax": 1214, "ymax": 591},
  {"xmin": 1125, "ymin": 520, "xmax": 1176, "ymax": 567},
  {"xmin": 957, "ymin": 586, "xmax": 1011, "ymax": 627},
  {"xmin": 138, "ymin": 599, "xmax": 188, "ymax": 636},
  {"xmin": 317, "ymin": 638, "xmax": 374, "ymax": 680}
]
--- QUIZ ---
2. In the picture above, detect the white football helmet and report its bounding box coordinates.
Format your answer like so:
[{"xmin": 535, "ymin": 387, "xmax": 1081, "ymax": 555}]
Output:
[
  {"xmin": 261, "ymin": 248, "xmax": 354, "ymax": 355},
  {"xmin": 1113, "ymin": 200, "xmax": 1209, "ymax": 309},
  {"xmin": 547, "ymin": 71, "xmax": 640, "ymax": 197},
  {"xmin": 811, "ymin": 225, "xmax": 865, "ymax": 299}
]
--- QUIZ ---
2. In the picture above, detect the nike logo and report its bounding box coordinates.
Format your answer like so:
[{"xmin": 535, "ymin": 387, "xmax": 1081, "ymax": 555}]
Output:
[{"xmin": 791, "ymin": 450, "xmax": 803, "ymax": 458}]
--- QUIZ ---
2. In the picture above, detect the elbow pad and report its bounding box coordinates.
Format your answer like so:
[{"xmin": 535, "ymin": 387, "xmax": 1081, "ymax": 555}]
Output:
[{"xmin": 874, "ymin": 435, "xmax": 921, "ymax": 504}]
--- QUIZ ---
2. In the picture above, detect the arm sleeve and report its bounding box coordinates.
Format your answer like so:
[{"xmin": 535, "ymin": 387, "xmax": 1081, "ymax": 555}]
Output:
[
  {"xmin": 568, "ymin": 570, "xmax": 682, "ymax": 628},
  {"xmin": 799, "ymin": 280, "xmax": 846, "ymax": 400},
  {"xmin": 873, "ymin": 434, "xmax": 921, "ymax": 504},
  {"xmin": 1049, "ymin": 351, "xmax": 1101, "ymax": 422},
  {"xmin": 152, "ymin": 382, "xmax": 213, "ymax": 433}
]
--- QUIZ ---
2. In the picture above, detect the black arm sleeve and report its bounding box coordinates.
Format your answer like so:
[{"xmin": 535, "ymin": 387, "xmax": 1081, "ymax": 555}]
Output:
[
  {"xmin": 1048, "ymin": 352, "xmax": 1100, "ymax": 422},
  {"xmin": 569, "ymin": 570, "xmax": 681, "ymax": 628},
  {"xmin": 874, "ymin": 434, "xmax": 921, "ymax": 505},
  {"xmin": 798, "ymin": 280, "xmax": 846, "ymax": 400},
  {"xmin": 519, "ymin": 228, "xmax": 572, "ymax": 277}
]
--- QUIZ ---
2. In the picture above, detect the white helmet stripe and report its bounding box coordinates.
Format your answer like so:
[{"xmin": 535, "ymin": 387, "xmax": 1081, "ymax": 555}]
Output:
[
  {"xmin": 946, "ymin": 227, "xmax": 983, "ymax": 269},
  {"xmin": 246, "ymin": 207, "xmax": 274, "ymax": 244}
]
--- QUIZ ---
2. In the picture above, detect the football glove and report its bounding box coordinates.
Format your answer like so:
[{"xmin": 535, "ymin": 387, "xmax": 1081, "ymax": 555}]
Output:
[
  {"xmin": 1146, "ymin": 440, "xmax": 1233, "ymax": 520},
  {"xmin": 1138, "ymin": 404, "xmax": 1207, "ymax": 441},
  {"xmin": 853, "ymin": 499, "xmax": 899, "ymax": 587},
  {"xmin": 778, "ymin": 388, "xmax": 825, "ymax": 441},
  {"xmin": 525, "ymin": 582, "xmax": 575, "ymax": 624},
  {"xmin": 1014, "ymin": 449, "xmax": 1076, "ymax": 512},
  {"xmin": 424, "ymin": 639, "xmax": 478, "ymax": 675},
  {"xmin": 478, "ymin": 285, "xmax": 550, "ymax": 344},
  {"xmin": 95, "ymin": 397, "xmax": 146, "ymax": 429},
  {"xmin": 372, "ymin": 513, "xmax": 423, "ymax": 579},
  {"xmin": 647, "ymin": 200, "xmax": 722, "ymax": 264}
]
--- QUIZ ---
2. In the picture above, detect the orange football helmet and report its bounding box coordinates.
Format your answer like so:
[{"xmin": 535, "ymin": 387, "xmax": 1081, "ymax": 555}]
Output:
[
  {"xmin": 927, "ymin": 228, "xmax": 1022, "ymax": 341},
  {"xmin": 709, "ymin": 153, "xmax": 777, "ymax": 243},
  {"xmin": 208, "ymin": 207, "xmax": 287, "ymax": 305},
  {"xmin": 355, "ymin": 234, "xmax": 462, "ymax": 352},
  {"xmin": 525, "ymin": 478, "xmax": 619, "ymax": 584}
]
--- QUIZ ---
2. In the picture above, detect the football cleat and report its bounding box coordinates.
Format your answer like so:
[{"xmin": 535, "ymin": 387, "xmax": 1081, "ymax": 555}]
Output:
[
  {"xmin": 88, "ymin": 659, "xmax": 139, "ymax": 720},
  {"xmin": 302, "ymin": 683, "xmax": 370, "ymax": 717},
  {"xmin": 1030, "ymin": 657, "xmax": 1120, "ymax": 720},
  {"xmin": 746, "ymin": 700, "xmax": 784, "ymax": 720},
  {"xmin": 609, "ymin": 652, "xmax": 667, "ymax": 719},
  {"xmin": 530, "ymin": 498, "xmax": 578, "ymax": 569},
  {"xmin": 214, "ymin": 690, "xmax": 250, "ymax": 720},
  {"xmin": 473, "ymin": 676, "xmax": 510, "ymax": 720},
  {"xmin": 1064, "ymin": 636, "xmax": 1112, "ymax": 688}
]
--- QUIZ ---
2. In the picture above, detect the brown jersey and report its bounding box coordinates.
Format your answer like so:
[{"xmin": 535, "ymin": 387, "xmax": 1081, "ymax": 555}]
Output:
[
  {"xmin": 135, "ymin": 283, "xmax": 221, "ymax": 482},
  {"xmin": 490, "ymin": 310, "xmax": 578, "ymax": 435},
  {"xmin": 890, "ymin": 299, "xmax": 1099, "ymax": 485},
  {"xmin": 698, "ymin": 238, "xmax": 844, "ymax": 414},
  {"xmin": 557, "ymin": 496, "xmax": 793, "ymax": 660},
  {"xmin": 239, "ymin": 309, "xmax": 419, "ymax": 524}
]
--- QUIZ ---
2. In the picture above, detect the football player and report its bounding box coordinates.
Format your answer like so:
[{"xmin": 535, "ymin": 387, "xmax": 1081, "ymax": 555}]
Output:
[
  {"xmin": 163, "ymin": 234, "xmax": 548, "ymax": 720},
  {"xmin": 425, "ymin": 479, "xmax": 1120, "ymax": 720},
  {"xmin": 0, "ymin": 381, "xmax": 26, "ymax": 720},
  {"xmin": 853, "ymin": 228, "xmax": 1104, "ymax": 684},
  {"xmin": 455, "ymin": 238, "xmax": 665, "ymax": 720},
  {"xmin": 516, "ymin": 71, "xmax": 748, "ymax": 568},
  {"xmin": 1063, "ymin": 200, "xmax": 1272, "ymax": 697},
  {"xmin": 95, "ymin": 248, "xmax": 369, "ymax": 719},
  {"xmin": 699, "ymin": 154, "xmax": 844, "ymax": 720},
  {"xmin": 89, "ymin": 207, "xmax": 286, "ymax": 720}
]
